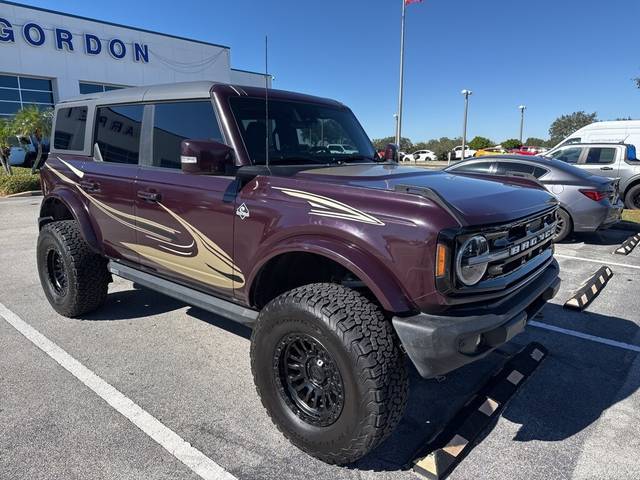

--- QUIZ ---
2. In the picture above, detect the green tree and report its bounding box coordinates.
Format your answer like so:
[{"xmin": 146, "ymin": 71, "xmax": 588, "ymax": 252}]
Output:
[
  {"xmin": 411, "ymin": 141, "xmax": 429, "ymax": 152},
  {"xmin": 468, "ymin": 136, "xmax": 494, "ymax": 150},
  {"xmin": 548, "ymin": 111, "xmax": 598, "ymax": 144},
  {"xmin": 423, "ymin": 137, "xmax": 462, "ymax": 160},
  {"xmin": 371, "ymin": 136, "xmax": 412, "ymax": 152},
  {"xmin": 501, "ymin": 139, "xmax": 523, "ymax": 150},
  {"xmin": 12, "ymin": 105, "xmax": 53, "ymax": 172},
  {"xmin": 525, "ymin": 137, "xmax": 547, "ymax": 147},
  {"xmin": 0, "ymin": 118, "xmax": 15, "ymax": 175}
]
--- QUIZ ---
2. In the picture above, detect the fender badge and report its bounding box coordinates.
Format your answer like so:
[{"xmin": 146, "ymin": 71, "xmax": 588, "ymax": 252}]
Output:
[{"xmin": 236, "ymin": 203, "xmax": 250, "ymax": 220}]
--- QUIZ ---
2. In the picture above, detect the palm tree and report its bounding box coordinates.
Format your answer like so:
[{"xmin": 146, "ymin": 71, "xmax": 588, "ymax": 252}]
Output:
[
  {"xmin": 12, "ymin": 105, "xmax": 53, "ymax": 173},
  {"xmin": 0, "ymin": 118, "xmax": 14, "ymax": 175}
]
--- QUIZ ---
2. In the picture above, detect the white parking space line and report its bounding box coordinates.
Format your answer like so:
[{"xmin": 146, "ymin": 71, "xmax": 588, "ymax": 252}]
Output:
[
  {"xmin": 0, "ymin": 302, "xmax": 237, "ymax": 480},
  {"xmin": 530, "ymin": 321, "xmax": 640, "ymax": 353},
  {"xmin": 555, "ymin": 254, "xmax": 640, "ymax": 271}
]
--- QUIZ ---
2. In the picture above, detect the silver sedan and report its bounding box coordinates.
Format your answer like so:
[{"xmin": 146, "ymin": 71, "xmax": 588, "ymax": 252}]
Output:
[{"xmin": 445, "ymin": 155, "xmax": 624, "ymax": 242}]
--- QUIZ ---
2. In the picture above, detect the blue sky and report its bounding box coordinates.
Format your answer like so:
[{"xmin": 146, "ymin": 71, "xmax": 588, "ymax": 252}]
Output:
[{"xmin": 14, "ymin": 0, "xmax": 640, "ymax": 143}]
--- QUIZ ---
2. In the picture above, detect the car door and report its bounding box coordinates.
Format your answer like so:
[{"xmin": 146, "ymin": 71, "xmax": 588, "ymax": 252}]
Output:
[
  {"xmin": 133, "ymin": 99, "xmax": 239, "ymax": 298},
  {"xmin": 81, "ymin": 103, "xmax": 143, "ymax": 264},
  {"xmin": 579, "ymin": 146, "xmax": 619, "ymax": 179}
]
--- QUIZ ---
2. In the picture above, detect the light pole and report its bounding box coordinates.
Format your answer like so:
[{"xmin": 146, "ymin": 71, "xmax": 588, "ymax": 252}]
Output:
[
  {"xmin": 460, "ymin": 89, "xmax": 472, "ymax": 162},
  {"xmin": 519, "ymin": 105, "xmax": 527, "ymax": 144}
]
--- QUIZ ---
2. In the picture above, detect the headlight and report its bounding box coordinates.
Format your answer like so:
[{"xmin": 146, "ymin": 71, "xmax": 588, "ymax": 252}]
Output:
[{"xmin": 456, "ymin": 235, "xmax": 489, "ymax": 286}]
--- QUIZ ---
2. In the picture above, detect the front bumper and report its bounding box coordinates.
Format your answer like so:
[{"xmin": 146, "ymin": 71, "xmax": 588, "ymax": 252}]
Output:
[{"xmin": 392, "ymin": 259, "xmax": 560, "ymax": 378}]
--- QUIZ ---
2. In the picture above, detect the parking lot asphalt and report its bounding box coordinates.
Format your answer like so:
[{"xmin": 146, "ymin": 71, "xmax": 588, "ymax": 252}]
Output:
[{"xmin": 1, "ymin": 197, "xmax": 640, "ymax": 480}]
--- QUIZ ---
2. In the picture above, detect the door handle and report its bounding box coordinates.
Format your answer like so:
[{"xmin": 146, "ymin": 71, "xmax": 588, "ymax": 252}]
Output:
[
  {"xmin": 137, "ymin": 190, "xmax": 161, "ymax": 202},
  {"xmin": 600, "ymin": 167, "xmax": 614, "ymax": 171},
  {"xmin": 79, "ymin": 181, "xmax": 100, "ymax": 193}
]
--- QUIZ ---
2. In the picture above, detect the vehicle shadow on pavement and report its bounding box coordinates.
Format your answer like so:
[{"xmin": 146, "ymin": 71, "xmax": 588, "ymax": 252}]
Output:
[
  {"xmin": 186, "ymin": 306, "xmax": 253, "ymax": 340},
  {"xmin": 569, "ymin": 229, "xmax": 634, "ymax": 246},
  {"xmin": 80, "ymin": 285, "xmax": 188, "ymax": 321},
  {"xmin": 351, "ymin": 353, "xmax": 506, "ymax": 472}
]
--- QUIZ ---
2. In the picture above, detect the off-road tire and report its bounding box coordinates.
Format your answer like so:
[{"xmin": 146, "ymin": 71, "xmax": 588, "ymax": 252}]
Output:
[
  {"xmin": 554, "ymin": 208, "xmax": 573, "ymax": 243},
  {"xmin": 624, "ymin": 184, "xmax": 640, "ymax": 210},
  {"xmin": 250, "ymin": 283, "xmax": 408, "ymax": 465},
  {"xmin": 37, "ymin": 220, "xmax": 110, "ymax": 317}
]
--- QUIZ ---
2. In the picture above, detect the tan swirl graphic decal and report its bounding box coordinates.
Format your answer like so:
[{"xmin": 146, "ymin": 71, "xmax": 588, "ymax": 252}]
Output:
[
  {"xmin": 47, "ymin": 161, "xmax": 244, "ymax": 289},
  {"xmin": 273, "ymin": 187, "xmax": 385, "ymax": 226}
]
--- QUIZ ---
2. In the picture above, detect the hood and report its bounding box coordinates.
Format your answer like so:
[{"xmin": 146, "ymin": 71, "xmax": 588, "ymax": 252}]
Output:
[{"xmin": 295, "ymin": 163, "xmax": 558, "ymax": 225}]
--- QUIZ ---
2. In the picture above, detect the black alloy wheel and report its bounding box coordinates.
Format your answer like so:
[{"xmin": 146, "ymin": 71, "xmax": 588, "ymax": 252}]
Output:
[
  {"xmin": 275, "ymin": 333, "xmax": 344, "ymax": 427},
  {"xmin": 46, "ymin": 248, "xmax": 68, "ymax": 296}
]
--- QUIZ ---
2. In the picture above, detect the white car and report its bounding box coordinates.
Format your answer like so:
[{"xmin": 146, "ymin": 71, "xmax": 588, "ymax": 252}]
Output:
[
  {"xmin": 409, "ymin": 149, "xmax": 437, "ymax": 162},
  {"xmin": 8, "ymin": 135, "xmax": 36, "ymax": 166},
  {"xmin": 452, "ymin": 145, "xmax": 476, "ymax": 160},
  {"xmin": 327, "ymin": 144, "xmax": 358, "ymax": 154}
]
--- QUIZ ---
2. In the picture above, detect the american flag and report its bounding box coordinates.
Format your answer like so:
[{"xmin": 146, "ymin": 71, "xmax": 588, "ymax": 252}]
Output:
[{"xmin": 405, "ymin": 0, "xmax": 423, "ymax": 5}]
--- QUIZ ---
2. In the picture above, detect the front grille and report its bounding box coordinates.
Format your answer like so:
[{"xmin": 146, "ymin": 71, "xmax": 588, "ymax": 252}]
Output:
[{"xmin": 478, "ymin": 209, "xmax": 557, "ymax": 282}]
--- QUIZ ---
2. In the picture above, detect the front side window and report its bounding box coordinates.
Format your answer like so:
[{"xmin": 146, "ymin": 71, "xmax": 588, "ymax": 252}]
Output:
[
  {"xmin": 585, "ymin": 147, "xmax": 616, "ymax": 165},
  {"xmin": 229, "ymin": 97, "xmax": 376, "ymax": 165},
  {"xmin": 53, "ymin": 106, "xmax": 87, "ymax": 151},
  {"xmin": 551, "ymin": 147, "xmax": 583, "ymax": 164},
  {"xmin": 95, "ymin": 105, "xmax": 143, "ymax": 164},
  {"xmin": 151, "ymin": 101, "xmax": 223, "ymax": 169}
]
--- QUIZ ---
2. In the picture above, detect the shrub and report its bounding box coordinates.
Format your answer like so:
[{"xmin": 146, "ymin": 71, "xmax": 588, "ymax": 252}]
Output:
[{"xmin": 0, "ymin": 170, "xmax": 41, "ymax": 195}]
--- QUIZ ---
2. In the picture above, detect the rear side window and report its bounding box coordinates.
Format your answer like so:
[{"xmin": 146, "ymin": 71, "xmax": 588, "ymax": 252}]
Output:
[
  {"xmin": 585, "ymin": 147, "xmax": 616, "ymax": 164},
  {"xmin": 95, "ymin": 104, "xmax": 144, "ymax": 164},
  {"xmin": 151, "ymin": 101, "xmax": 223, "ymax": 169},
  {"xmin": 54, "ymin": 107, "xmax": 87, "ymax": 151},
  {"xmin": 496, "ymin": 162, "xmax": 549, "ymax": 179},
  {"xmin": 453, "ymin": 162, "xmax": 493, "ymax": 173}
]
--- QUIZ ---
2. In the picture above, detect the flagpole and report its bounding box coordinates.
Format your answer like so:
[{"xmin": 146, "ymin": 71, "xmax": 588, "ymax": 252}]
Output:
[{"xmin": 395, "ymin": 0, "xmax": 406, "ymax": 147}]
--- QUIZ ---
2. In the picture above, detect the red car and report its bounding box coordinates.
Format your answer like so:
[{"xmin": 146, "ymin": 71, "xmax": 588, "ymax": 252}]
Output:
[{"xmin": 511, "ymin": 146, "xmax": 549, "ymax": 156}]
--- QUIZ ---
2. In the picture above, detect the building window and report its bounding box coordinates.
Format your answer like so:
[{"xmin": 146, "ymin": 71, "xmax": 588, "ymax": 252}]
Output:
[
  {"xmin": 79, "ymin": 82, "xmax": 127, "ymax": 95},
  {"xmin": 0, "ymin": 74, "xmax": 54, "ymax": 118}
]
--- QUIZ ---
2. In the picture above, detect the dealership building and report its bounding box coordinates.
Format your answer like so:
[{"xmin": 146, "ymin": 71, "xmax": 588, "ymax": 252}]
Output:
[{"xmin": 0, "ymin": 0, "xmax": 268, "ymax": 119}]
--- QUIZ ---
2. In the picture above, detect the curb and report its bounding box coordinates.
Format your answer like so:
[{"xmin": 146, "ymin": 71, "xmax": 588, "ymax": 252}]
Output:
[
  {"xmin": 5, "ymin": 190, "xmax": 43, "ymax": 198},
  {"xmin": 614, "ymin": 234, "xmax": 640, "ymax": 255},
  {"xmin": 564, "ymin": 266, "xmax": 613, "ymax": 311}
]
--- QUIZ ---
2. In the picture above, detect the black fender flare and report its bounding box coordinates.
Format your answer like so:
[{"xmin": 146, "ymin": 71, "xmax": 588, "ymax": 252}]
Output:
[{"xmin": 39, "ymin": 190, "xmax": 102, "ymax": 254}]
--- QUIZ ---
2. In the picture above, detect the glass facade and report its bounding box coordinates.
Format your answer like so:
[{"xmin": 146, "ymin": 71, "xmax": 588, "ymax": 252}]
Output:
[
  {"xmin": 0, "ymin": 74, "xmax": 54, "ymax": 118},
  {"xmin": 79, "ymin": 82, "xmax": 127, "ymax": 95}
]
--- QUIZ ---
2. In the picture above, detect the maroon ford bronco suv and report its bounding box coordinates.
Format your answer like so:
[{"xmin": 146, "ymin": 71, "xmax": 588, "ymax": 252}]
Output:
[{"xmin": 36, "ymin": 82, "xmax": 560, "ymax": 464}]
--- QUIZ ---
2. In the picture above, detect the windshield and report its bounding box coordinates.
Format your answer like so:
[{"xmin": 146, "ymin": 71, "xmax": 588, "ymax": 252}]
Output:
[{"xmin": 229, "ymin": 97, "xmax": 377, "ymax": 165}]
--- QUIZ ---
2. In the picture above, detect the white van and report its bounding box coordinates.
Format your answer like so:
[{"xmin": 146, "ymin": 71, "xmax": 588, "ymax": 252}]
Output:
[{"xmin": 551, "ymin": 120, "xmax": 640, "ymax": 152}]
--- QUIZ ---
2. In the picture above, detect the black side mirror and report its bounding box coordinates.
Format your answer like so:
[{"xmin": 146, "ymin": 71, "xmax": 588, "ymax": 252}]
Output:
[
  {"xmin": 180, "ymin": 140, "xmax": 235, "ymax": 175},
  {"xmin": 384, "ymin": 143, "xmax": 399, "ymax": 162}
]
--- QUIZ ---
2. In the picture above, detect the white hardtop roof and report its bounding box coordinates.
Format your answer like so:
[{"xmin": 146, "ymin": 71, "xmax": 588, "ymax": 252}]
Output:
[{"xmin": 59, "ymin": 81, "xmax": 217, "ymax": 106}]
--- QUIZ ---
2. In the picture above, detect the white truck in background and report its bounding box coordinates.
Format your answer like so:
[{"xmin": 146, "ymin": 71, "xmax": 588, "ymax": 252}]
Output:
[{"xmin": 551, "ymin": 120, "xmax": 640, "ymax": 152}]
